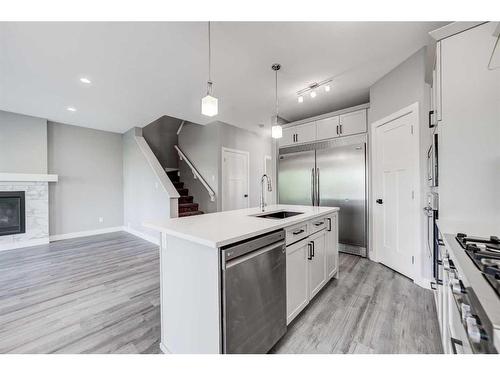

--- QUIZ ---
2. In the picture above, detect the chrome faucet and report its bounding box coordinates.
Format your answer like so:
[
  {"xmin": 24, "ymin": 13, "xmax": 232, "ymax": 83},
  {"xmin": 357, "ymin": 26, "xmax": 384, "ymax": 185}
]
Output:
[{"xmin": 260, "ymin": 174, "xmax": 272, "ymax": 212}]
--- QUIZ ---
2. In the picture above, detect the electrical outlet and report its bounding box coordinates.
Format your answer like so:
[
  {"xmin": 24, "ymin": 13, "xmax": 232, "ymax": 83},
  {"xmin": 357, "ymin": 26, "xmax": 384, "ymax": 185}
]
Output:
[{"xmin": 98, "ymin": 217, "xmax": 104, "ymax": 223}]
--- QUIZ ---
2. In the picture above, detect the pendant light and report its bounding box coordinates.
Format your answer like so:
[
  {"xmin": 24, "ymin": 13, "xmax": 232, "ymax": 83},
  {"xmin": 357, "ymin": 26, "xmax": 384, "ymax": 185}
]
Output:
[
  {"xmin": 201, "ymin": 21, "xmax": 218, "ymax": 117},
  {"xmin": 271, "ymin": 63, "xmax": 283, "ymax": 139}
]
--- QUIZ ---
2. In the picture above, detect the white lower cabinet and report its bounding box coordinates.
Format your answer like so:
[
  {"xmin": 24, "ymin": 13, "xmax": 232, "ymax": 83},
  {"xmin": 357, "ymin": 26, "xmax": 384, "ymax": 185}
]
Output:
[
  {"xmin": 325, "ymin": 215, "xmax": 338, "ymax": 279},
  {"xmin": 286, "ymin": 213, "xmax": 339, "ymax": 325},
  {"xmin": 286, "ymin": 238, "xmax": 310, "ymax": 324},
  {"xmin": 308, "ymin": 230, "xmax": 327, "ymax": 299}
]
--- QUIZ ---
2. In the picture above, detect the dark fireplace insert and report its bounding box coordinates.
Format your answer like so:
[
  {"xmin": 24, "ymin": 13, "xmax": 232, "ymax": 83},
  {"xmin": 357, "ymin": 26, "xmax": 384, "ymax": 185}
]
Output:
[{"xmin": 0, "ymin": 191, "xmax": 26, "ymax": 236}]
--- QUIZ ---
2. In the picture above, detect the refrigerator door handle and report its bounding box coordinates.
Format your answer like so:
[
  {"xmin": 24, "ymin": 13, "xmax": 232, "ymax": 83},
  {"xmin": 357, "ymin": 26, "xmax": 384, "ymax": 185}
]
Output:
[
  {"xmin": 316, "ymin": 168, "xmax": 320, "ymax": 206},
  {"xmin": 311, "ymin": 168, "xmax": 315, "ymax": 206}
]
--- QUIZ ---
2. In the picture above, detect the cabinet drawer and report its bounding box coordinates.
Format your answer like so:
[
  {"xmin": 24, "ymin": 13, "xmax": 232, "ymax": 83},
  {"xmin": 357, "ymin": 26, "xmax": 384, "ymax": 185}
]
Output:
[
  {"xmin": 286, "ymin": 223, "xmax": 308, "ymax": 245},
  {"xmin": 309, "ymin": 217, "xmax": 327, "ymax": 234}
]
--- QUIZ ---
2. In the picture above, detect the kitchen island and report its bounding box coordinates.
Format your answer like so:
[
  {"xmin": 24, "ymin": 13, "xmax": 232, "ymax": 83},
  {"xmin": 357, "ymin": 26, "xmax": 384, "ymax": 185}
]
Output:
[{"xmin": 145, "ymin": 204, "xmax": 339, "ymax": 354}]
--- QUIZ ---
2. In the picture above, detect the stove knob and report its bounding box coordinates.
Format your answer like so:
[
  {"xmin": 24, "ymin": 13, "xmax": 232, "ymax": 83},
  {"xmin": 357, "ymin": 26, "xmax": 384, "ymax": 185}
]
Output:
[
  {"xmin": 466, "ymin": 317, "xmax": 482, "ymax": 344},
  {"xmin": 461, "ymin": 303, "xmax": 471, "ymax": 321}
]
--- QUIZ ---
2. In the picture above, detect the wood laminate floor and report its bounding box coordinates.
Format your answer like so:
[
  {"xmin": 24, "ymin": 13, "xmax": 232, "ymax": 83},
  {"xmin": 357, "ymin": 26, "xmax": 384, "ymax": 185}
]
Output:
[
  {"xmin": 273, "ymin": 253, "xmax": 443, "ymax": 354},
  {"xmin": 0, "ymin": 232, "xmax": 160, "ymax": 354},
  {"xmin": 0, "ymin": 232, "xmax": 442, "ymax": 354}
]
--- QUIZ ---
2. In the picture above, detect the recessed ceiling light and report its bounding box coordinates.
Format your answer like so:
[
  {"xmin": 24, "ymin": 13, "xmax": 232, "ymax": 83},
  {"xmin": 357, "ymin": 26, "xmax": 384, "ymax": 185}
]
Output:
[
  {"xmin": 310, "ymin": 91, "xmax": 317, "ymax": 98},
  {"xmin": 80, "ymin": 77, "xmax": 91, "ymax": 84},
  {"xmin": 67, "ymin": 107, "xmax": 77, "ymax": 112},
  {"xmin": 298, "ymin": 96, "xmax": 304, "ymax": 103},
  {"xmin": 324, "ymin": 85, "xmax": 330, "ymax": 92}
]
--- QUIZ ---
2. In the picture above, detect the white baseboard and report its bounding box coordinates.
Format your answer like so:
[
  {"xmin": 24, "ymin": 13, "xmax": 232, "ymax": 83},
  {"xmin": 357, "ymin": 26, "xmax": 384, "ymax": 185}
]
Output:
[
  {"xmin": 49, "ymin": 227, "xmax": 124, "ymax": 242},
  {"xmin": 415, "ymin": 277, "xmax": 433, "ymax": 290},
  {"xmin": 0, "ymin": 238, "xmax": 49, "ymax": 252},
  {"xmin": 159, "ymin": 342, "xmax": 171, "ymax": 354},
  {"xmin": 123, "ymin": 227, "xmax": 160, "ymax": 245}
]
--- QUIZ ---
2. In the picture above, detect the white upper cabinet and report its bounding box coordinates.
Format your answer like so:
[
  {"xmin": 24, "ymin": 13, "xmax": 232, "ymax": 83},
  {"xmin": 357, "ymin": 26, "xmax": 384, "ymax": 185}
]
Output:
[
  {"xmin": 338, "ymin": 109, "xmax": 367, "ymax": 136},
  {"xmin": 435, "ymin": 41, "xmax": 442, "ymax": 122},
  {"xmin": 279, "ymin": 105, "xmax": 368, "ymax": 148},
  {"xmin": 294, "ymin": 122, "xmax": 316, "ymax": 144},
  {"xmin": 280, "ymin": 121, "xmax": 316, "ymax": 147},
  {"xmin": 316, "ymin": 116, "xmax": 340, "ymax": 141},
  {"xmin": 281, "ymin": 127, "xmax": 297, "ymax": 147}
]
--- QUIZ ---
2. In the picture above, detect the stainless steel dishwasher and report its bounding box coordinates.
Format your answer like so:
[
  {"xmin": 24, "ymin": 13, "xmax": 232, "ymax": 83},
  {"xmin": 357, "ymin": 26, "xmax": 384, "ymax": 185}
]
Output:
[{"xmin": 221, "ymin": 229, "xmax": 286, "ymax": 354}]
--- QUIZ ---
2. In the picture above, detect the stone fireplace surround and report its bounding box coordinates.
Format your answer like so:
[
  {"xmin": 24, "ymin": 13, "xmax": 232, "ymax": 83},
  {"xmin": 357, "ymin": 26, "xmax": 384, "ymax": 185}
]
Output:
[{"xmin": 0, "ymin": 173, "xmax": 58, "ymax": 251}]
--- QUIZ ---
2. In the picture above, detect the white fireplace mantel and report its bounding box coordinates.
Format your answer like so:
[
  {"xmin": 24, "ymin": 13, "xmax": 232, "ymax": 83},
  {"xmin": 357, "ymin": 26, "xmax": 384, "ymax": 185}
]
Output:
[{"xmin": 0, "ymin": 173, "xmax": 58, "ymax": 182}]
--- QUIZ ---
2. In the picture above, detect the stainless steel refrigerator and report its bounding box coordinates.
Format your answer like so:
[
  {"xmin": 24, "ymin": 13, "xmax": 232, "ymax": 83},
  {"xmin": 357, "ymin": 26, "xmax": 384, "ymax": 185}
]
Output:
[{"xmin": 278, "ymin": 134, "xmax": 367, "ymax": 257}]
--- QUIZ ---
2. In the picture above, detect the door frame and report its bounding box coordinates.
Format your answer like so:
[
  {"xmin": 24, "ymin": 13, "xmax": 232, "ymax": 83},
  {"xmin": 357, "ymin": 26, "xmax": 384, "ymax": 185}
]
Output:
[
  {"xmin": 221, "ymin": 147, "xmax": 250, "ymax": 211},
  {"xmin": 370, "ymin": 102, "xmax": 421, "ymax": 282}
]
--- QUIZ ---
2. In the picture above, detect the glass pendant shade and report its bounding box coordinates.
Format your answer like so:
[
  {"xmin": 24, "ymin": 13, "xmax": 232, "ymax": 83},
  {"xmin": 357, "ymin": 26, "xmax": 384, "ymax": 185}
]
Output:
[
  {"xmin": 201, "ymin": 94, "xmax": 218, "ymax": 117},
  {"xmin": 271, "ymin": 125, "xmax": 283, "ymax": 139}
]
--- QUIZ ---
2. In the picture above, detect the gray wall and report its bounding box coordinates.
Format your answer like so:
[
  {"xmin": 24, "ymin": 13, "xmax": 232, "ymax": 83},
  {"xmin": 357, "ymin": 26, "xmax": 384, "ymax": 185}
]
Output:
[
  {"xmin": 178, "ymin": 121, "xmax": 273, "ymax": 213},
  {"xmin": 369, "ymin": 48, "xmax": 427, "ymax": 124},
  {"xmin": 217, "ymin": 122, "xmax": 274, "ymax": 211},
  {"xmin": 0, "ymin": 110, "xmax": 48, "ymax": 173},
  {"xmin": 123, "ymin": 127, "xmax": 171, "ymax": 242},
  {"xmin": 178, "ymin": 122, "xmax": 219, "ymax": 213},
  {"xmin": 48, "ymin": 122, "xmax": 124, "ymax": 235},
  {"xmin": 142, "ymin": 115, "xmax": 181, "ymax": 170},
  {"xmin": 368, "ymin": 47, "xmax": 432, "ymax": 281}
]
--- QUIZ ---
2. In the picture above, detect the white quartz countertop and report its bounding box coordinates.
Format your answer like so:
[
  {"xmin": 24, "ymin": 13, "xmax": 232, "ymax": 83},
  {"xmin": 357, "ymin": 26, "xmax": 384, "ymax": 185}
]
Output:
[{"xmin": 144, "ymin": 204, "xmax": 339, "ymax": 248}]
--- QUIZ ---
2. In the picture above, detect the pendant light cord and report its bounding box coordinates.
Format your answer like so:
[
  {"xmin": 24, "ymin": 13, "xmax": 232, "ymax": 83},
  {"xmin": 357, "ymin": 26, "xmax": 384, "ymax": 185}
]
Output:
[
  {"xmin": 275, "ymin": 67, "xmax": 279, "ymax": 124},
  {"xmin": 207, "ymin": 21, "xmax": 212, "ymax": 94}
]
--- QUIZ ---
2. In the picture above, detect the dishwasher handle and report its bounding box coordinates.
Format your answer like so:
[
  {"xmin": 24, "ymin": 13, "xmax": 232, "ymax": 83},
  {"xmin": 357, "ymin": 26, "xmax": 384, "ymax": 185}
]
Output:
[{"xmin": 224, "ymin": 240, "xmax": 285, "ymax": 269}]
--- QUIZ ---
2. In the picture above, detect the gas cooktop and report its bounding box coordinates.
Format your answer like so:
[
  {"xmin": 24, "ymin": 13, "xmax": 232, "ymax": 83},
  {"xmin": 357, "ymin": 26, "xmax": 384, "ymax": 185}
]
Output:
[{"xmin": 456, "ymin": 233, "xmax": 500, "ymax": 297}]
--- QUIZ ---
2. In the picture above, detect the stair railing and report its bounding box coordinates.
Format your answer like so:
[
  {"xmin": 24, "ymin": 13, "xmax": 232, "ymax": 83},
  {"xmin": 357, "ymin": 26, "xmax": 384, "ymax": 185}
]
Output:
[{"xmin": 174, "ymin": 145, "xmax": 216, "ymax": 202}]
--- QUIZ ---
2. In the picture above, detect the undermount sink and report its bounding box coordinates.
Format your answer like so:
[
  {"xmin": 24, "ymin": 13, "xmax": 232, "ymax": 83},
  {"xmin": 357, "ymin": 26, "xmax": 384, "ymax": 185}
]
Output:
[{"xmin": 253, "ymin": 210, "xmax": 303, "ymax": 219}]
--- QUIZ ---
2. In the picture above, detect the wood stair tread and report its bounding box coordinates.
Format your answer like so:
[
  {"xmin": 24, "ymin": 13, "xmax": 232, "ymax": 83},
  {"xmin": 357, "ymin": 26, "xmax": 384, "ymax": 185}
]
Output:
[
  {"xmin": 166, "ymin": 171, "xmax": 204, "ymax": 217},
  {"xmin": 178, "ymin": 210, "xmax": 204, "ymax": 217}
]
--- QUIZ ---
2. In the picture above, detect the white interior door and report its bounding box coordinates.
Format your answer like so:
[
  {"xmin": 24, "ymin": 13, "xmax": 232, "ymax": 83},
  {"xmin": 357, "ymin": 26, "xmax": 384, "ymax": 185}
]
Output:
[
  {"xmin": 222, "ymin": 148, "xmax": 249, "ymax": 211},
  {"xmin": 373, "ymin": 110, "xmax": 418, "ymax": 279}
]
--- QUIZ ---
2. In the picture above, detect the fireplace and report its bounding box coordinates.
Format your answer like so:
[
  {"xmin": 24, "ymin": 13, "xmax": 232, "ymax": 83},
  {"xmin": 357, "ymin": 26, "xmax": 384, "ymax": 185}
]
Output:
[{"xmin": 0, "ymin": 191, "xmax": 26, "ymax": 236}]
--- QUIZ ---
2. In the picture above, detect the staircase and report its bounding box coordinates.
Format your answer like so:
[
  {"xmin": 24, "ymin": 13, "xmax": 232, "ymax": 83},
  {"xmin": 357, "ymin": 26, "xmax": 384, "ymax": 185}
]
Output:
[{"xmin": 166, "ymin": 170, "xmax": 204, "ymax": 217}]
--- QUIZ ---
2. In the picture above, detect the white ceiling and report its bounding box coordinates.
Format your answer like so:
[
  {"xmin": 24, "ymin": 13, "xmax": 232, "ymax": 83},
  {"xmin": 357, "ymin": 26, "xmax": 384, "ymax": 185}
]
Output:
[{"xmin": 0, "ymin": 22, "xmax": 446, "ymax": 134}]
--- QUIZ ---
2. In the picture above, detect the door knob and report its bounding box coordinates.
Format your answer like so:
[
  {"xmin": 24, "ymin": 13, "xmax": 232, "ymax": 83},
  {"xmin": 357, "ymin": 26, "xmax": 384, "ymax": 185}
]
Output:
[
  {"xmin": 376, "ymin": 199, "xmax": 383, "ymax": 204},
  {"xmin": 244, "ymin": 194, "xmax": 248, "ymax": 198}
]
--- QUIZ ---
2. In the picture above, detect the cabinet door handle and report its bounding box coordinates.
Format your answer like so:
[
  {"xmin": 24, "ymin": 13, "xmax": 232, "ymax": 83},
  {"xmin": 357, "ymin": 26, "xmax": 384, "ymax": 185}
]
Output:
[
  {"xmin": 307, "ymin": 243, "xmax": 313, "ymax": 260},
  {"xmin": 336, "ymin": 125, "xmax": 339, "ymax": 135},
  {"xmin": 292, "ymin": 229, "xmax": 305, "ymax": 235},
  {"xmin": 327, "ymin": 218, "xmax": 332, "ymax": 231},
  {"xmin": 296, "ymin": 133, "xmax": 299, "ymax": 142},
  {"xmin": 339, "ymin": 124, "xmax": 343, "ymax": 134},
  {"xmin": 311, "ymin": 241, "xmax": 315, "ymax": 258},
  {"xmin": 314, "ymin": 221, "xmax": 324, "ymax": 227}
]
